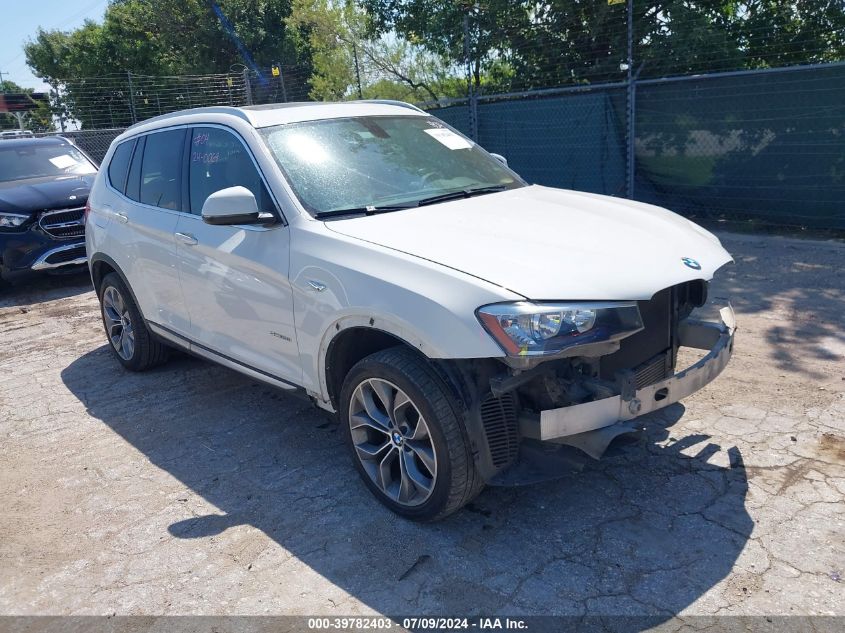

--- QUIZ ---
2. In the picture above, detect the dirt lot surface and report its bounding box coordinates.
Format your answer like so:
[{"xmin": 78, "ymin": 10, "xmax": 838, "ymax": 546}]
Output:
[{"xmin": 1, "ymin": 232, "xmax": 844, "ymax": 621}]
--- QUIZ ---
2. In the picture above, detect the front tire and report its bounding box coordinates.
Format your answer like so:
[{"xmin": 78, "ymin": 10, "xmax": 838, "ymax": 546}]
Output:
[
  {"xmin": 98, "ymin": 272, "xmax": 169, "ymax": 371},
  {"xmin": 340, "ymin": 347, "xmax": 484, "ymax": 521}
]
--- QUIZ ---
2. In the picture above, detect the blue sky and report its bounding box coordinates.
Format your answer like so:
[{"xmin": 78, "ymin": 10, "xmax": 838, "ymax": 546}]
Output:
[{"xmin": 1, "ymin": 0, "xmax": 109, "ymax": 90}]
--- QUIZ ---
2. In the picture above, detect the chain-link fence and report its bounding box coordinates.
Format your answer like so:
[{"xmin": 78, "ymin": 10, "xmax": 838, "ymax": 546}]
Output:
[
  {"xmin": 246, "ymin": 65, "xmax": 313, "ymax": 105},
  {"xmin": 36, "ymin": 66, "xmax": 314, "ymax": 164},
  {"xmin": 429, "ymin": 61, "xmax": 845, "ymax": 230},
  {"xmin": 33, "ymin": 128, "xmax": 125, "ymax": 165},
  {"xmin": 46, "ymin": 66, "xmax": 315, "ymax": 132},
  {"xmin": 47, "ymin": 71, "xmax": 251, "ymax": 131}
]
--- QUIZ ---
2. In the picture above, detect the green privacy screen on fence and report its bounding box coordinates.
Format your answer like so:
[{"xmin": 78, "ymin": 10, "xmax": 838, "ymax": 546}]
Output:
[
  {"xmin": 430, "ymin": 64, "xmax": 845, "ymax": 230},
  {"xmin": 434, "ymin": 90, "xmax": 627, "ymax": 198}
]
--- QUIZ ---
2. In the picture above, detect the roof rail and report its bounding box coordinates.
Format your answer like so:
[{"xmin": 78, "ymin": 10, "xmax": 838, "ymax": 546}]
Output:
[
  {"xmin": 125, "ymin": 106, "xmax": 252, "ymax": 131},
  {"xmin": 358, "ymin": 100, "xmax": 427, "ymax": 114}
]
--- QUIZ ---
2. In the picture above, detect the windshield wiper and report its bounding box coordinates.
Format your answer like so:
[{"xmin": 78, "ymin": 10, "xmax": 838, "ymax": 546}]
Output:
[
  {"xmin": 414, "ymin": 184, "xmax": 509, "ymax": 207},
  {"xmin": 314, "ymin": 203, "xmax": 416, "ymax": 220},
  {"xmin": 314, "ymin": 185, "xmax": 509, "ymax": 220}
]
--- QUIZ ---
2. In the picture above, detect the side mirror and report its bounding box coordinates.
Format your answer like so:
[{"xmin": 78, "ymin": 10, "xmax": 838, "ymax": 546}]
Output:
[
  {"xmin": 201, "ymin": 186, "xmax": 261, "ymax": 225},
  {"xmin": 490, "ymin": 153, "xmax": 508, "ymax": 167}
]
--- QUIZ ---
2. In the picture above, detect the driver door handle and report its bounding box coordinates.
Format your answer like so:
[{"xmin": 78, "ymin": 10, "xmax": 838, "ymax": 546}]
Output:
[
  {"xmin": 175, "ymin": 232, "xmax": 198, "ymax": 246},
  {"xmin": 115, "ymin": 212, "xmax": 129, "ymax": 224}
]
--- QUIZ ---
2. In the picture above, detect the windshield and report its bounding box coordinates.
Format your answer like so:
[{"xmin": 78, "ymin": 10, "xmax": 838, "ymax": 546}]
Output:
[
  {"xmin": 259, "ymin": 115, "xmax": 524, "ymax": 215},
  {"xmin": 0, "ymin": 142, "xmax": 97, "ymax": 183}
]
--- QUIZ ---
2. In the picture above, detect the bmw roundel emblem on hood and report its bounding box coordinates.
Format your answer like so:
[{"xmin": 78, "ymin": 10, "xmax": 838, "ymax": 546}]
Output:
[{"xmin": 681, "ymin": 257, "xmax": 701, "ymax": 270}]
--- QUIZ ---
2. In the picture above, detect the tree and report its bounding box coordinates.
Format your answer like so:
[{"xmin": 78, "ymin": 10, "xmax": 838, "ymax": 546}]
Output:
[
  {"xmin": 361, "ymin": 0, "xmax": 845, "ymax": 91},
  {"xmin": 740, "ymin": 0, "xmax": 845, "ymax": 67},
  {"xmin": 24, "ymin": 0, "xmax": 313, "ymax": 128},
  {"xmin": 361, "ymin": 0, "xmax": 527, "ymax": 93},
  {"xmin": 289, "ymin": 0, "xmax": 465, "ymax": 102}
]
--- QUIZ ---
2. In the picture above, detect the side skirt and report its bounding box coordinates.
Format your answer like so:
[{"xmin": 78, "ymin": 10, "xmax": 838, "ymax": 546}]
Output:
[{"xmin": 147, "ymin": 321, "xmax": 308, "ymax": 397}]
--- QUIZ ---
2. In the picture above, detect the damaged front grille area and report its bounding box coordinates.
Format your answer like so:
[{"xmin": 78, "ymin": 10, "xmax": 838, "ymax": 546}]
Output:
[
  {"xmin": 599, "ymin": 286, "xmax": 673, "ymax": 386},
  {"xmin": 633, "ymin": 350, "xmax": 673, "ymax": 389},
  {"xmin": 481, "ymin": 279, "xmax": 711, "ymax": 466},
  {"xmin": 480, "ymin": 391, "xmax": 519, "ymax": 468},
  {"xmin": 599, "ymin": 280, "xmax": 707, "ymax": 389}
]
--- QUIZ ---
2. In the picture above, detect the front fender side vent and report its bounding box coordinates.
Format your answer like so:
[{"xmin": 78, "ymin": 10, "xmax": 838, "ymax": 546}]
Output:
[{"xmin": 479, "ymin": 391, "xmax": 519, "ymax": 468}]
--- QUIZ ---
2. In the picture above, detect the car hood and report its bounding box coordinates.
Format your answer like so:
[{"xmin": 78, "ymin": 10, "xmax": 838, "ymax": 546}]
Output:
[
  {"xmin": 0, "ymin": 174, "xmax": 94, "ymax": 214},
  {"xmin": 325, "ymin": 185, "xmax": 733, "ymax": 301}
]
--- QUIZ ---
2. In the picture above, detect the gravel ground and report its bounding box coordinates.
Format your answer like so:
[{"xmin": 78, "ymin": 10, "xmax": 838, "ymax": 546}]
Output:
[{"xmin": 0, "ymin": 231, "xmax": 843, "ymax": 621}]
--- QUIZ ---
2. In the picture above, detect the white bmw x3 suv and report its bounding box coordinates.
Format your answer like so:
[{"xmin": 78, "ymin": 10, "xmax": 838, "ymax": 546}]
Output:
[{"xmin": 86, "ymin": 101, "xmax": 735, "ymax": 520}]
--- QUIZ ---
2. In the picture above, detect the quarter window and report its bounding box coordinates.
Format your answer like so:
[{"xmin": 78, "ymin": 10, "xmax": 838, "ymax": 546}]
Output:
[
  {"xmin": 188, "ymin": 127, "xmax": 274, "ymax": 215},
  {"xmin": 139, "ymin": 129, "xmax": 186, "ymax": 210},
  {"xmin": 107, "ymin": 139, "xmax": 135, "ymax": 194},
  {"xmin": 125, "ymin": 137, "xmax": 145, "ymax": 202}
]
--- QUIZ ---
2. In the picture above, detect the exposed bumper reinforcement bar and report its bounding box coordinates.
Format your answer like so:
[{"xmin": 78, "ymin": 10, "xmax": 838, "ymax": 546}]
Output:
[{"xmin": 521, "ymin": 305, "xmax": 736, "ymax": 443}]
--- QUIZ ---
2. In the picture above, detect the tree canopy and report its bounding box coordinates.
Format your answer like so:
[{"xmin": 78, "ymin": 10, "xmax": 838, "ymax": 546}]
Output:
[
  {"xmin": 362, "ymin": 0, "xmax": 845, "ymax": 92},
  {"xmin": 19, "ymin": 0, "xmax": 845, "ymax": 126},
  {"xmin": 25, "ymin": 0, "xmax": 310, "ymax": 81},
  {"xmin": 289, "ymin": 0, "xmax": 466, "ymax": 102},
  {"xmin": 24, "ymin": 0, "xmax": 312, "ymax": 127}
]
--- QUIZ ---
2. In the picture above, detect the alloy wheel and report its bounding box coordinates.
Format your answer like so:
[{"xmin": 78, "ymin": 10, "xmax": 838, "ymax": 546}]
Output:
[
  {"xmin": 348, "ymin": 378, "xmax": 438, "ymax": 506},
  {"xmin": 102, "ymin": 285, "xmax": 135, "ymax": 361}
]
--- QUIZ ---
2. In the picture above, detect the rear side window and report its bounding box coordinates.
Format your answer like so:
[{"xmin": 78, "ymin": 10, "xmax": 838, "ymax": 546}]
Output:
[
  {"xmin": 126, "ymin": 137, "xmax": 145, "ymax": 202},
  {"xmin": 107, "ymin": 140, "xmax": 135, "ymax": 194},
  {"xmin": 188, "ymin": 127, "xmax": 275, "ymax": 215},
  {"xmin": 139, "ymin": 129, "xmax": 186, "ymax": 210}
]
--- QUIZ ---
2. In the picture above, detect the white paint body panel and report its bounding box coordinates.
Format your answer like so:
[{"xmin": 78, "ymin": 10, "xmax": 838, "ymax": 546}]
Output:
[
  {"xmin": 86, "ymin": 178, "xmax": 189, "ymax": 335},
  {"xmin": 173, "ymin": 215, "xmax": 302, "ymax": 384},
  {"xmin": 289, "ymin": 222, "xmax": 519, "ymax": 395},
  {"xmin": 88, "ymin": 102, "xmax": 734, "ymax": 406},
  {"xmin": 326, "ymin": 185, "xmax": 732, "ymax": 301}
]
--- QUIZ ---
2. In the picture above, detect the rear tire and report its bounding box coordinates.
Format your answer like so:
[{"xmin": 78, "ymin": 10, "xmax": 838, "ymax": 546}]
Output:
[
  {"xmin": 98, "ymin": 272, "xmax": 169, "ymax": 371},
  {"xmin": 340, "ymin": 346, "xmax": 484, "ymax": 521}
]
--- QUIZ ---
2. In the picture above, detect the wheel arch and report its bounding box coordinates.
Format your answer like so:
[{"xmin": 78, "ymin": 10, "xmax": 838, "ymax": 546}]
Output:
[
  {"xmin": 89, "ymin": 253, "xmax": 146, "ymax": 320},
  {"xmin": 322, "ymin": 322, "xmax": 426, "ymax": 411}
]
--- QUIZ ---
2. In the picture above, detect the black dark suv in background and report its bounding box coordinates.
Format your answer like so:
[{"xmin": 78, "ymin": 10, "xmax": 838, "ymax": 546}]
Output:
[{"xmin": 0, "ymin": 136, "xmax": 97, "ymax": 286}]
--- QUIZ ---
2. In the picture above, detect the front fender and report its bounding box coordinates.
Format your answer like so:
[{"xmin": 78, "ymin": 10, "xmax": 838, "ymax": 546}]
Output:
[
  {"xmin": 314, "ymin": 312, "xmax": 442, "ymax": 409},
  {"xmin": 291, "ymin": 223, "xmax": 521, "ymax": 402}
]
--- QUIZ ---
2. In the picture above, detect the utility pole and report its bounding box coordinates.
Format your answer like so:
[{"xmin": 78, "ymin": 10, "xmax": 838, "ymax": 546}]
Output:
[
  {"xmin": 352, "ymin": 43, "xmax": 363, "ymax": 99},
  {"xmin": 0, "ymin": 70, "xmax": 7, "ymax": 87}
]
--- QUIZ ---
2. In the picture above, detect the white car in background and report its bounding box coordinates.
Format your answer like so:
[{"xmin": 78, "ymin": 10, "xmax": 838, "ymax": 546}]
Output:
[{"xmin": 85, "ymin": 101, "xmax": 735, "ymax": 520}]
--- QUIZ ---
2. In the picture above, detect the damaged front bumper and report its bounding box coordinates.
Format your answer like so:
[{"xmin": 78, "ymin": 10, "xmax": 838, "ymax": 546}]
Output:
[{"xmin": 520, "ymin": 305, "xmax": 736, "ymax": 454}]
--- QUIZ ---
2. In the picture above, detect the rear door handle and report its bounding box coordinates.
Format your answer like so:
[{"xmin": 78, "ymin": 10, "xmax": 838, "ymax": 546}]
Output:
[
  {"xmin": 175, "ymin": 232, "xmax": 198, "ymax": 246},
  {"xmin": 115, "ymin": 212, "xmax": 129, "ymax": 224}
]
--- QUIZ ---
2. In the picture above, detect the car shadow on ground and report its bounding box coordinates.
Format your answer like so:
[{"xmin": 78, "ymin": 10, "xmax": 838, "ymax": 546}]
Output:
[
  {"xmin": 0, "ymin": 271, "xmax": 92, "ymax": 308},
  {"xmin": 61, "ymin": 347, "xmax": 752, "ymax": 627}
]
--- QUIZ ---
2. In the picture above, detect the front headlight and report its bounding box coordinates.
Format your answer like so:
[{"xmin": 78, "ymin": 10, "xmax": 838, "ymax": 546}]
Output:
[
  {"xmin": 0, "ymin": 212, "xmax": 31, "ymax": 228},
  {"xmin": 476, "ymin": 301, "xmax": 643, "ymax": 357}
]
